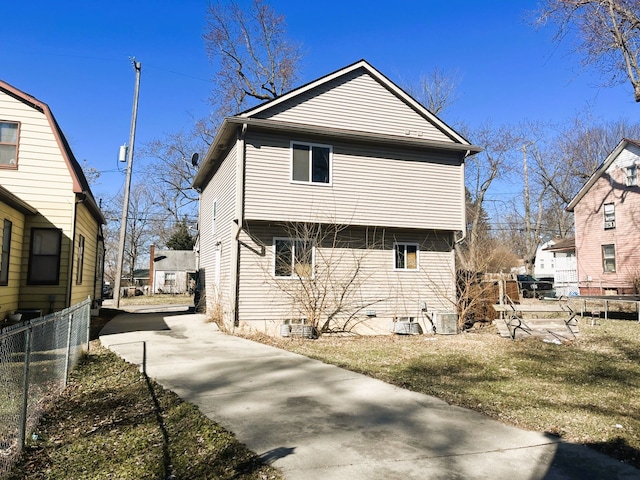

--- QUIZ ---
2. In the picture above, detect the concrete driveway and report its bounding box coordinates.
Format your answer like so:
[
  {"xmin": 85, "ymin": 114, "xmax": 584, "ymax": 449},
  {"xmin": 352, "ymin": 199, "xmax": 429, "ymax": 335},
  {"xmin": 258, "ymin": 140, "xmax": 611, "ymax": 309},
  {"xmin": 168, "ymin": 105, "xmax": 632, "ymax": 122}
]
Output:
[{"xmin": 99, "ymin": 308, "xmax": 640, "ymax": 480}]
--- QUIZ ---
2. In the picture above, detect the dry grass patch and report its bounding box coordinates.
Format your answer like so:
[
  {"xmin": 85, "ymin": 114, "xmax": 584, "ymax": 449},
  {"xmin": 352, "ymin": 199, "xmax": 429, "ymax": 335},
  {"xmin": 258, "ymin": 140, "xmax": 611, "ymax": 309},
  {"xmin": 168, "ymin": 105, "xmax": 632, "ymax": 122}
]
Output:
[
  {"xmin": 252, "ymin": 319, "xmax": 640, "ymax": 468},
  {"xmin": 6, "ymin": 342, "xmax": 282, "ymax": 480}
]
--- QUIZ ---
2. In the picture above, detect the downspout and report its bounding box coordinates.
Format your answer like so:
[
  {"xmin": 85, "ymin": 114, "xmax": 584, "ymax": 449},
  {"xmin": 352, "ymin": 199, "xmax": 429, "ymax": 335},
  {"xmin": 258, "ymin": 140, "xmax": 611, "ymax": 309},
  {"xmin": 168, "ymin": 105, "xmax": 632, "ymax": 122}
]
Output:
[
  {"xmin": 455, "ymin": 150, "xmax": 471, "ymax": 245},
  {"xmin": 231, "ymin": 123, "xmax": 248, "ymax": 328}
]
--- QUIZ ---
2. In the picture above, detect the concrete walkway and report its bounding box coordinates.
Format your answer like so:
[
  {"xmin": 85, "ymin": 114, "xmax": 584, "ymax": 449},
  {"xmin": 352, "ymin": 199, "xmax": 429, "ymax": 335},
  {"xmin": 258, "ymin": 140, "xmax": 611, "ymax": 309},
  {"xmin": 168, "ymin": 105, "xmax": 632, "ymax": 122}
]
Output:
[{"xmin": 99, "ymin": 308, "xmax": 640, "ymax": 480}]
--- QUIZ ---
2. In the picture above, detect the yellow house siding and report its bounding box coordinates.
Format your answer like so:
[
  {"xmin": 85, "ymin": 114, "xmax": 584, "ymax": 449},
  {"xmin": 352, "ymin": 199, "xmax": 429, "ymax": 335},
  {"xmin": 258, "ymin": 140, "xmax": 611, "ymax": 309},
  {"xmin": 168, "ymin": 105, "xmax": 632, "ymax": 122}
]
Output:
[
  {"xmin": 0, "ymin": 203, "xmax": 26, "ymax": 318},
  {"xmin": 70, "ymin": 202, "xmax": 100, "ymax": 306}
]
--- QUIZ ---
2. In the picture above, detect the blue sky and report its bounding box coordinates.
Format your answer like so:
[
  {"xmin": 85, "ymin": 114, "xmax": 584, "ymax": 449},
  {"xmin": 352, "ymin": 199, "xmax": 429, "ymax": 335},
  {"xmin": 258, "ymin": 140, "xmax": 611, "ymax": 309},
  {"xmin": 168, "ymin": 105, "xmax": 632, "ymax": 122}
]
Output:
[{"xmin": 4, "ymin": 0, "xmax": 638, "ymax": 208}]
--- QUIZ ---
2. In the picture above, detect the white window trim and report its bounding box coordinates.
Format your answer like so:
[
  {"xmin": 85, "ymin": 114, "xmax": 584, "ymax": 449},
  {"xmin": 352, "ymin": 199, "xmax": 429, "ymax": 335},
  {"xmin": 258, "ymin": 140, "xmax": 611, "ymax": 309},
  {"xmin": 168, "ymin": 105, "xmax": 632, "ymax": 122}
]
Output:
[
  {"xmin": 289, "ymin": 141, "xmax": 333, "ymax": 186},
  {"xmin": 273, "ymin": 236, "xmax": 316, "ymax": 279},
  {"xmin": 393, "ymin": 242, "xmax": 420, "ymax": 271}
]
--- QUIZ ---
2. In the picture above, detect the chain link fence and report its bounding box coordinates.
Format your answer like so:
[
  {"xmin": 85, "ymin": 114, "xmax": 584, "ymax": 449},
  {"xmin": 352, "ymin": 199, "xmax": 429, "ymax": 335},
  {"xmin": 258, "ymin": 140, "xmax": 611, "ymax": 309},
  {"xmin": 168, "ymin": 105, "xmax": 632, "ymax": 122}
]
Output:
[{"xmin": 0, "ymin": 298, "xmax": 91, "ymax": 477}]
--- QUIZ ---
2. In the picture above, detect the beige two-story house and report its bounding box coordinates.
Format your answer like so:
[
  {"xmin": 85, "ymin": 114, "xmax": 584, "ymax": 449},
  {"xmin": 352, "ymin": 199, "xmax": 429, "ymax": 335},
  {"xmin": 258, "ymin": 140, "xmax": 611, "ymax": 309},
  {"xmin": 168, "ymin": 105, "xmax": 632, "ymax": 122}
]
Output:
[
  {"xmin": 193, "ymin": 60, "xmax": 480, "ymax": 335},
  {"xmin": 0, "ymin": 80, "xmax": 105, "ymax": 319}
]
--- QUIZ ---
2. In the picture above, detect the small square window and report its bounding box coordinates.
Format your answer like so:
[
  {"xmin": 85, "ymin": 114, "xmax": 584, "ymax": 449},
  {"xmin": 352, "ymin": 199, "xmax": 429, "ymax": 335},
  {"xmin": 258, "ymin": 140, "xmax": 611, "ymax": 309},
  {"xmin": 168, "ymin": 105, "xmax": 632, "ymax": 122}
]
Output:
[
  {"xmin": 394, "ymin": 243, "xmax": 419, "ymax": 270},
  {"xmin": 291, "ymin": 142, "xmax": 331, "ymax": 185},
  {"xmin": 274, "ymin": 237, "xmax": 314, "ymax": 278}
]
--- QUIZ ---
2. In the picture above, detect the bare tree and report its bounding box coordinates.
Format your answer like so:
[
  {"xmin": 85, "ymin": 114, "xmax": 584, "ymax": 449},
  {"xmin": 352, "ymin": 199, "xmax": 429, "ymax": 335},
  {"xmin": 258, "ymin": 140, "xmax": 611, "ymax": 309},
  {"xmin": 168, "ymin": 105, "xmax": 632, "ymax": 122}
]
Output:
[
  {"xmin": 459, "ymin": 121, "xmax": 517, "ymax": 271},
  {"xmin": 264, "ymin": 222, "xmax": 386, "ymax": 336},
  {"xmin": 203, "ymin": 0, "xmax": 303, "ymax": 116},
  {"xmin": 537, "ymin": 0, "xmax": 640, "ymax": 101},
  {"xmin": 142, "ymin": 127, "xmax": 207, "ymax": 224},
  {"xmin": 402, "ymin": 67, "xmax": 461, "ymax": 115}
]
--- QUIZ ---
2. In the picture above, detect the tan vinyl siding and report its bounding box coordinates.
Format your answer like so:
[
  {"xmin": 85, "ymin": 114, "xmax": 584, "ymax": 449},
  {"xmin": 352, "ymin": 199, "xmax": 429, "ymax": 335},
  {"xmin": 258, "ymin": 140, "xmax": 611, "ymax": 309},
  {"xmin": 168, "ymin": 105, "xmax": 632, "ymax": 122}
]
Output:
[
  {"xmin": 237, "ymin": 223, "xmax": 455, "ymax": 335},
  {"xmin": 574, "ymin": 162, "xmax": 640, "ymax": 293},
  {"xmin": 70, "ymin": 203, "xmax": 99, "ymax": 306},
  {"xmin": 243, "ymin": 131, "xmax": 464, "ymax": 230},
  {"xmin": 0, "ymin": 203, "xmax": 26, "ymax": 316},
  {"xmin": 199, "ymin": 147, "xmax": 237, "ymax": 318},
  {"xmin": 254, "ymin": 69, "xmax": 452, "ymax": 143}
]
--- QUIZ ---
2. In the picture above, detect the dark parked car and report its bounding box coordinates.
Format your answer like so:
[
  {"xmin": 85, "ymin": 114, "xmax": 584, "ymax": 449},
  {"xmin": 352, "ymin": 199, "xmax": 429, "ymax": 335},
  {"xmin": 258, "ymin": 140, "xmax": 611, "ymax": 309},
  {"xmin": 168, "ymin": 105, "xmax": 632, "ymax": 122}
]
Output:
[{"xmin": 516, "ymin": 274, "xmax": 554, "ymax": 299}]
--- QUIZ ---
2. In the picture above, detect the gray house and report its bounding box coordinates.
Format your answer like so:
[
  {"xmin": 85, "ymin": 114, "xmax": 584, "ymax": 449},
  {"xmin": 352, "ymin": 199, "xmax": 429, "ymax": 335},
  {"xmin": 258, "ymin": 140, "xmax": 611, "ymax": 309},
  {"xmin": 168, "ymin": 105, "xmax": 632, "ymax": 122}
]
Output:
[
  {"xmin": 152, "ymin": 249, "xmax": 197, "ymax": 294},
  {"xmin": 192, "ymin": 60, "xmax": 480, "ymax": 335}
]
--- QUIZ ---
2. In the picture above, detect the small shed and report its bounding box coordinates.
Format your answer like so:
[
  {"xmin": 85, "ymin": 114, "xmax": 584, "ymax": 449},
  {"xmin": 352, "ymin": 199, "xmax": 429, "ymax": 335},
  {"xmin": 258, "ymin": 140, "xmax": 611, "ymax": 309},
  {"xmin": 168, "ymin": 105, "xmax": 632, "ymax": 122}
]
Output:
[{"xmin": 152, "ymin": 250, "xmax": 197, "ymax": 294}]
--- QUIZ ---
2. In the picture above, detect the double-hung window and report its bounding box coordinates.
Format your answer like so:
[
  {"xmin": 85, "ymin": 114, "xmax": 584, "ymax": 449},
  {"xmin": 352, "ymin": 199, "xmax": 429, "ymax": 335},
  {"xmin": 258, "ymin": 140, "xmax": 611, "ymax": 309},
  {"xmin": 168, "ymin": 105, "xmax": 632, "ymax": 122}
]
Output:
[
  {"xmin": 76, "ymin": 234, "xmax": 85, "ymax": 284},
  {"xmin": 165, "ymin": 272, "xmax": 176, "ymax": 286},
  {"xmin": 0, "ymin": 220, "xmax": 12, "ymax": 285},
  {"xmin": 394, "ymin": 243, "xmax": 419, "ymax": 270},
  {"xmin": 274, "ymin": 238, "xmax": 313, "ymax": 278},
  {"xmin": 0, "ymin": 121, "xmax": 19, "ymax": 166},
  {"xmin": 28, "ymin": 228, "xmax": 62, "ymax": 285},
  {"xmin": 291, "ymin": 142, "xmax": 331, "ymax": 185},
  {"xmin": 626, "ymin": 165, "xmax": 638, "ymax": 186},
  {"xmin": 603, "ymin": 203, "xmax": 615, "ymax": 229},
  {"xmin": 602, "ymin": 244, "xmax": 616, "ymax": 273}
]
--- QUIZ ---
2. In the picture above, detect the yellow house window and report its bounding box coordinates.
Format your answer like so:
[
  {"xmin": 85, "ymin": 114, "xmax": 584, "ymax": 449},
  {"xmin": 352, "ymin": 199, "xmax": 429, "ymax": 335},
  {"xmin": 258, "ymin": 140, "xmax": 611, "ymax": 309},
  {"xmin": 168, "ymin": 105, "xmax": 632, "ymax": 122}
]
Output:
[
  {"xmin": 28, "ymin": 228, "xmax": 62, "ymax": 285},
  {"xmin": 76, "ymin": 234, "xmax": 85, "ymax": 285},
  {"xmin": 0, "ymin": 121, "xmax": 19, "ymax": 166},
  {"xmin": 0, "ymin": 219, "xmax": 12, "ymax": 285}
]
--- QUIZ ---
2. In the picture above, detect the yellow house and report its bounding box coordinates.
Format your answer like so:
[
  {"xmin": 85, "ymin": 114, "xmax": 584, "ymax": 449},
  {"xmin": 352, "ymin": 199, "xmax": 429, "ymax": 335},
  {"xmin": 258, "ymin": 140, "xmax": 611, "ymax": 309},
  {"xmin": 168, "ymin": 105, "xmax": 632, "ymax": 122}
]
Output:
[{"xmin": 0, "ymin": 80, "xmax": 105, "ymax": 320}]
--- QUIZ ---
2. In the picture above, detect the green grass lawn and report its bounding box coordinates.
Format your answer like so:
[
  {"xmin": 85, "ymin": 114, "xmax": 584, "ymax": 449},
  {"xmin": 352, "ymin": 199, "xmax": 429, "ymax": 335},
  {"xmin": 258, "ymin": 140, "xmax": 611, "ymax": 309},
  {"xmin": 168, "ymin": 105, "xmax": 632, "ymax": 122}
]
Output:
[
  {"xmin": 255, "ymin": 319, "xmax": 640, "ymax": 468},
  {"xmin": 5, "ymin": 341, "xmax": 282, "ymax": 480}
]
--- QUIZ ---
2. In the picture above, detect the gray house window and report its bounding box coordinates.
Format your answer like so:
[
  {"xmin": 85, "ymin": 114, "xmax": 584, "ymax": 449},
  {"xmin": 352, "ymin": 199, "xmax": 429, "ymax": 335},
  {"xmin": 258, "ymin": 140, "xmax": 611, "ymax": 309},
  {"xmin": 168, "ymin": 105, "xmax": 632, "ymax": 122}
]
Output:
[
  {"xmin": 274, "ymin": 237, "xmax": 313, "ymax": 278},
  {"xmin": 602, "ymin": 244, "xmax": 616, "ymax": 273},
  {"xmin": 291, "ymin": 142, "xmax": 331, "ymax": 184},
  {"xmin": 394, "ymin": 243, "xmax": 419, "ymax": 270}
]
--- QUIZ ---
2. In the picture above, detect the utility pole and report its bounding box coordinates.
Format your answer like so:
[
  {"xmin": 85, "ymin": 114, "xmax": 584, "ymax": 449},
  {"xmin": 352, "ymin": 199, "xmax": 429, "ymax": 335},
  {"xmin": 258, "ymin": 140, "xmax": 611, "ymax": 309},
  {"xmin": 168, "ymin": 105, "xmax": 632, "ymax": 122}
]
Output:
[{"xmin": 113, "ymin": 59, "xmax": 141, "ymax": 308}]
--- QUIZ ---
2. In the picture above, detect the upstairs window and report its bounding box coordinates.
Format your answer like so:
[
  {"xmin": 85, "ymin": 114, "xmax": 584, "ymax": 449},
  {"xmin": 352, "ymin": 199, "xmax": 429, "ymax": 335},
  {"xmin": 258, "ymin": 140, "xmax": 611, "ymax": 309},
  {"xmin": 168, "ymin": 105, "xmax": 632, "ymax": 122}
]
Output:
[
  {"xmin": 0, "ymin": 121, "xmax": 19, "ymax": 166},
  {"xmin": 627, "ymin": 165, "xmax": 638, "ymax": 186},
  {"xmin": 603, "ymin": 203, "xmax": 616, "ymax": 229},
  {"xmin": 394, "ymin": 243, "xmax": 419, "ymax": 270},
  {"xmin": 602, "ymin": 244, "xmax": 616, "ymax": 273},
  {"xmin": 274, "ymin": 237, "xmax": 313, "ymax": 278},
  {"xmin": 28, "ymin": 228, "xmax": 62, "ymax": 284},
  {"xmin": 291, "ymin": 142, "xmax": 331, "ymax": 185},
  {"xmin": 211, "ymin": 199, "xmax": 217, "ymax": 235},
  {"xmin": 0, "ymin": 220, "xmax": 12, "ymax": 285}
]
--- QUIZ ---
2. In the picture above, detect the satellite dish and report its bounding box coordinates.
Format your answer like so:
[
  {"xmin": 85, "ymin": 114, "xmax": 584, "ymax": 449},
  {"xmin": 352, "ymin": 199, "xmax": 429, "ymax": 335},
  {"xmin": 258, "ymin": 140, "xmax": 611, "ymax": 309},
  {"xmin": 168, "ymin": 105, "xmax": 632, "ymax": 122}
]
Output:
[{"xmin": 191, "ymin": 152, "xmax": 199, "ymax": 167}]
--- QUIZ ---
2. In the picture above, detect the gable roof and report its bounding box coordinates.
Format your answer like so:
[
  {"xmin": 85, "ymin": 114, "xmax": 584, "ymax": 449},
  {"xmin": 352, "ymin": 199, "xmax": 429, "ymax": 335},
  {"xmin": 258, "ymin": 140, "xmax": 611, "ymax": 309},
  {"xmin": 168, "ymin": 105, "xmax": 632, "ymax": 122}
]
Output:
[
  {"xmin": 153, "ymin": 250, "xmax": 196, "ymax": 271},
  {"xmin": 193, "ymin": 59, "xmax": 481, "ymax": 189},
  {"xmin": 543, "ymin": 237, "xmax": 575, "ymax": 253},
  {"xmin": 0, "ymin": 80, "xmax": 105, "ymax": 224},
  {"xmin": 566, "ymin": 138, "xmax": 640, "ymax": 212}
]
